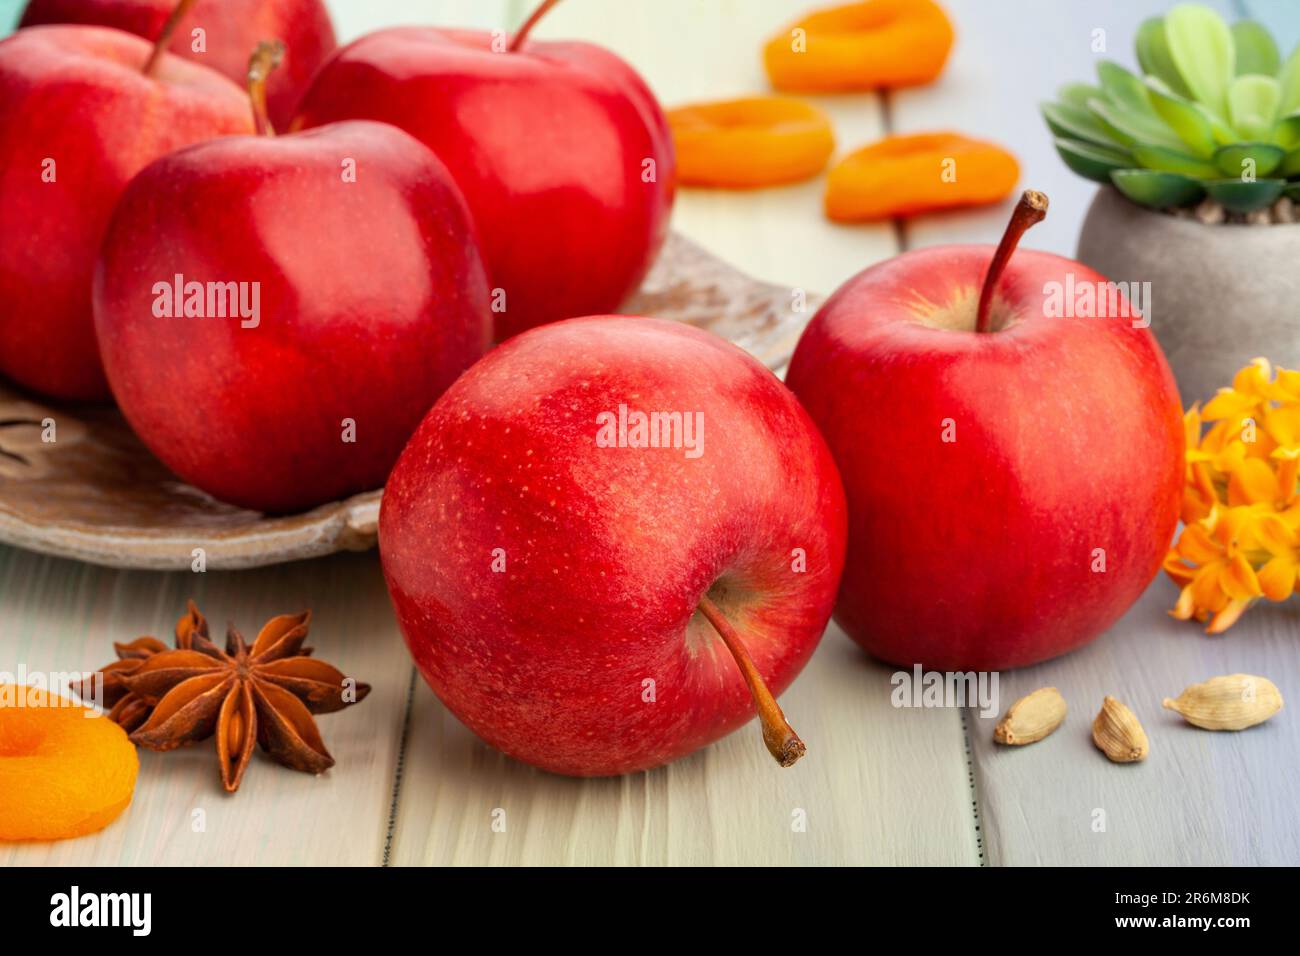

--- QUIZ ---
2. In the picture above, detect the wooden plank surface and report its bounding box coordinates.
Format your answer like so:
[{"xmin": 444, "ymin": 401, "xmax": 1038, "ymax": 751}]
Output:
[
  {"xmin": 968, "ymin": 583, "xmax": 1300, "ymax": 866},
  {"xmin": 391, "ymin": 621, "xmax": 979, "ymax": 866},
  {"xmin": 891, "ymin": 0, "xmax": 1299, "ymax": 866},
  {"xmin": 0, "ymin": 1, "xmax": 21, "ymax": 33},
  {"xmin": 330, "ymin": 0, "xmax": 518, "ymax": 39},
  {"xmin": 0, "ymin": 550, "xmax": 411, "ymax": 866}
]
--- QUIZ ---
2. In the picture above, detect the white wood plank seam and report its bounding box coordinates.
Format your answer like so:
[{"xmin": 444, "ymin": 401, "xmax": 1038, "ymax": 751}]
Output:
[
  {"xmin": 878, "ymin": 90, "xmax": 913, "ymax": 252},
  {"xmin": 960, "ymin": 709, "xmax": 989, "ymax": 866},
  {"xmin": 381, "ymin": 669, "xmax": 419, "ymax": 866},
  {"xmin": 878, "ymin": 80, "xmax": 984, "ymax": 867}
]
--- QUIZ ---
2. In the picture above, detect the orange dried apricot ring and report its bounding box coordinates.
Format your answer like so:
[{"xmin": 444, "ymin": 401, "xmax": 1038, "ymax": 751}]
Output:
[
  {"xmin": 0, "ymin": 686, "xmax": 138, "ymax": 841},
  {"xmin": 764, "ymin": 0, "xmax": 955, "ymax": 92},
  {"xmin": 824, "ymin": 131, "xmax": 1020, "ymax": 222},
  {"xmin": 667, "ymin": 96, "xmax": 836, "ymax": 188}
]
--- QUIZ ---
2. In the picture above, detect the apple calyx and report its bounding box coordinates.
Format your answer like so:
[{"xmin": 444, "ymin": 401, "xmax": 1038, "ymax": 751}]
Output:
[
  {"xmin": 247, "ymin": 40, "xmax": 287, "ymax": 137},
  {"xmin": 697, "ymin": 594, "xmax": 806, "ymax": 767},
  {"xmin": 143, "ymin": 0, "xmax": 198, "ymax": 76},
  {"xmin": 508, "ymin": 0, "xmax": 564, "ymax": 53},
  {"xmin": 974, "ymin": 189, "xmax": 1048, "ymax": 334}
]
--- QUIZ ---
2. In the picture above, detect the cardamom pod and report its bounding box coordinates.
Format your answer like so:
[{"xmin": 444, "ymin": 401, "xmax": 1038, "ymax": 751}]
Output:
[
  {"xmin": 1092, "ymin": 695, "xmax": 1148, "ymax": 763},
  {"xmin": 1163, "ymin": 674, "xmax": 1284, "ymax": 731},
  {"xmin": 993, "ymin": 687, "xmax": 1066, "ymax": 745}
]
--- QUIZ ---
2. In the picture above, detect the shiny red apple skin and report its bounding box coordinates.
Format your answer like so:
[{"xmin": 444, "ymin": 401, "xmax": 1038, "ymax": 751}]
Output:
[
  {"xmin": 379, "ymin": 316, "xmax": 846, "ymax": 776},
  {"xmin": 294, "ymin": 27, "xmax": 676, "ymax": 341},
  {"xmin": 93, "ymin": 120, "xmax": 492, "ymax": 513},
  {"xmin": 0, "ymin": 25, "xmax": 253, "ymax": 400},
  {"xmin": 19, "ymin": 0, "xmax": 336, "ymax": 129},
  {"xmin": 785, "ymin": 246, "xmax": 1184, "ymax": 671}
]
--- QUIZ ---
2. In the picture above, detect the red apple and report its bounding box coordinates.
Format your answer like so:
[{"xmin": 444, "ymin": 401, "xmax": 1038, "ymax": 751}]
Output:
[
  {"xmin": 19, "ymin": 0, "xmax": 335, "ymax": 129},
  {"xmin": 0, "ymin": 19, "xmax": 252, "ymax": 400},
  {"xmin": 94, "ymin": 48, "xmax": 492, "ymax": 513},
  {"xmin": 293, "ymin": 0, "xmax": 675, "ymax": 342},
  {"xmin": 379, "ymin": 315, "xmax": 846, "ymax": 776},
  {"xmin": 785, "ymin": 191, "xmax": 1184, "ymax": 671}
]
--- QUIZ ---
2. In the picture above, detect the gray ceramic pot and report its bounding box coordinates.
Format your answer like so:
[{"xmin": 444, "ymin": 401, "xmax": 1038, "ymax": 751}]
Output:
[{"xmin": 1076, "ymin": 186, "xmax": 1300, "ymax": 406}]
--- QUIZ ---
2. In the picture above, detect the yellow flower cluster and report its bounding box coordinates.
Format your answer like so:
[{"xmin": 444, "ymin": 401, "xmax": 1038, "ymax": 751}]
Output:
[{"xmin": 1165, "ymin": 359, "xmax": 1300, "ymax": 633}]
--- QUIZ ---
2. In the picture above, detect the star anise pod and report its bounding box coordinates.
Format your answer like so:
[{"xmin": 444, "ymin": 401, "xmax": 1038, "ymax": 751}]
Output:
[
  {"xmin": 72, "ymin": 600, "xmax": 209, "ymax": 732},
  {"xmin": 122, "ymin": 609, "xmax": 370, "ymax": 792}
]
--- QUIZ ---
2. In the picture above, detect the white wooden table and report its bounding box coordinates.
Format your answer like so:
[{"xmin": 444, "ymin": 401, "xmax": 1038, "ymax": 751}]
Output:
[{"xmin": 3, "ymin": 0, "xmax": 1296, "ymax": 866}]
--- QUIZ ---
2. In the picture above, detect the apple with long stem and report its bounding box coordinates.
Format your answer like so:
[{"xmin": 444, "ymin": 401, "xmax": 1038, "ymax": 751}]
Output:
[
  {"xmin": 379, "ymin": 316, "xmax": 846, "ymax": 775},
  {"xmin": 18, "ymin": 0, "xmax": 336, "ymax": 130},
  {"xmin": 786, "ymin": 191, "xmax": 1184, "ymax": 671},
  {"xmin": 0, "ymin": 0, "xmax": 253, "ymax": 401},
  {"xmin": 93, "ymin": 42, "xmax": 492, "ymax": 513},
  {"xmin": 293, "ymin": 0, "xmax": 675, "ymax": 342}
]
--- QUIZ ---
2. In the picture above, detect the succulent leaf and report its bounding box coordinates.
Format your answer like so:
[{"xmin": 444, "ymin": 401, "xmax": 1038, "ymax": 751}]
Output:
[
  {"xmin": 1053, "ymin": 138, "xmax": 1133, "ymax": 183},
  {"xmin": 1279, "ymin": 44, "xmax": 1300, "ymax": 115},
  {"xmin": 1231, "ymin": 20, "xmax": 1280, "ymax": 76},
  {"xmin": 1130, "ymin": 144, "xmax": 1221, "ymax": 178},
  {"xmin": 1088, "ymin": 98, "xmax": 1184, "ymax": 150},
  {"xmin": 1111, "ymin": 169, "xmax": 1207, "ymax": 209},
  {"xmin": 1227, "ymin": 74, "xmax": 1281, "ymax": 141},
  {"xmin": 1277, "ymin": 148, "xmax": 1300, "ymax": 178},
  {"xmin": 1213, "ymin": 141, "xmax": 1284, "ymax": 177},
  {"xmin": 1204, "ymin": 177, "xmax": 1285, "ymax": 212},
  {"xmin": 1273, "ymin": 112, "xmax": 1300, "ymax": 150},
  {"xmin": 1040, "ymin": 102, "xmax": 1113, "ymax": 146},
  {"xmin": 1165, "ymin": 4, "xmax": 1236, "ymax": 119},
  {"xmin": 1136, "ymin": 16, "xmax": 1193, "ymax": 98},
  {"xmin": 1097, "ymin": 61, "xmax": 1156, "ymax": 115},
  {"xmin": 1058, "ymin": 82, "xmax": 1105, "ymax": 110},
  {"xmin": 1145, "ymin": 81, "xmax": 1219, "ymax": 156},
  {"xmin": 1046, "ymin": 5, "xmax": 1300, "ymax": 211}
]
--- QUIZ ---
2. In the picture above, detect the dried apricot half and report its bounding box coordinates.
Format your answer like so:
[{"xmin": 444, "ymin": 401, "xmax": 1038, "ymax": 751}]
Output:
[
  {"xmin": 765, "ymin": 0, "xmax": 955, "ymax": 92},
  {"xmin": 667, "ymin": 96, "xmax": 836, "ymax": 188},
  {"xmin": 825, "ymin": 131, "xmax": 1020, "ymax": 221},
  {"xmin": 0, "ymin": 686, "xmax": 138, "ymax": 841}
]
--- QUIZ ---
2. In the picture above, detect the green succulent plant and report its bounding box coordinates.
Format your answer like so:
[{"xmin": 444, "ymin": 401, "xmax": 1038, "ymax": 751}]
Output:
[{"xmin": 1043, "ymin": 3, "xmax": 1300, "ymax": 214}]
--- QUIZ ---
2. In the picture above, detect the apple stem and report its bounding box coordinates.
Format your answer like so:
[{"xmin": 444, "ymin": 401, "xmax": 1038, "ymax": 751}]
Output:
[
  {"xmin": 247, "ymin": 40, "xmax": 286, "ymax": 137},
  {"xmin": 697, "ymin": 594, "xmax": 806, "ymax": 768},
  {"xmin": 143, "ymin": 0, "xmax": 198, "ymax": 76},
  {"xmin": 509, "ymin": 0, "xmax": 563, "ymax": 52},
  {"xmin": 974, "ymin": 189, "xmax": 1049, "ymax": 334}
]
